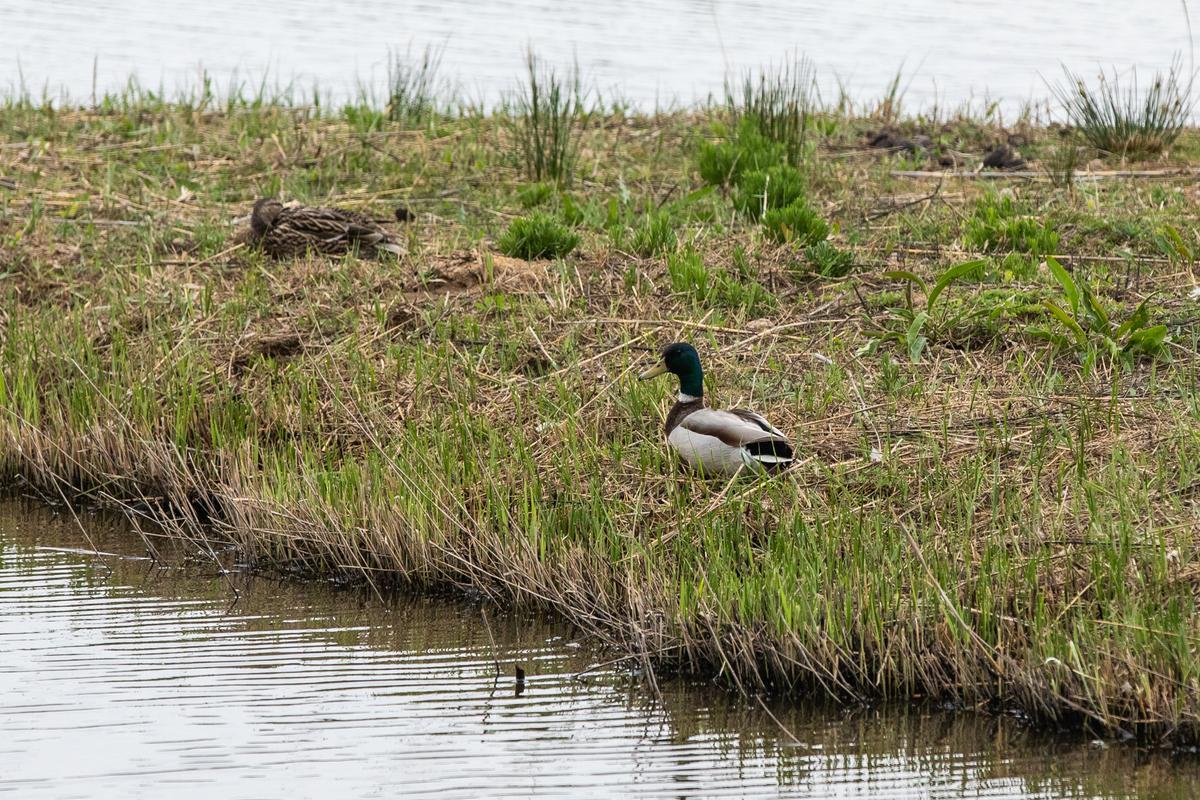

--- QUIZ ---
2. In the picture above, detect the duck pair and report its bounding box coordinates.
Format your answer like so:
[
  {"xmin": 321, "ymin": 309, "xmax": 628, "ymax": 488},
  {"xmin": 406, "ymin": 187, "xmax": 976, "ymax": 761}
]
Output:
[{"xmin": 245, "ymin": 201, "xmax": 791, "ymax": 477}]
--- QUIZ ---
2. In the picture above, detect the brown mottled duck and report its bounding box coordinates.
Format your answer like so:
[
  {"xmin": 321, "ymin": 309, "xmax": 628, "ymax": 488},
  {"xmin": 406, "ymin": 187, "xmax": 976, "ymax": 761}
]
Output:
[{"xmin": 248, "ymin": 198, "xmax": 403, "ymax": 259}]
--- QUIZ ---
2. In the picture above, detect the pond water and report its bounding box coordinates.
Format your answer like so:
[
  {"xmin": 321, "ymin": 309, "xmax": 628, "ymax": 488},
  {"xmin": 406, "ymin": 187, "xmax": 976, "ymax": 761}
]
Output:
[
  {"xmin": 1, "ymin": 1, "xmax": 1194, "ymax": 114},
  {"xmin": 1, "ymin": 499, "xmax": 1197, "ymax": 799}
]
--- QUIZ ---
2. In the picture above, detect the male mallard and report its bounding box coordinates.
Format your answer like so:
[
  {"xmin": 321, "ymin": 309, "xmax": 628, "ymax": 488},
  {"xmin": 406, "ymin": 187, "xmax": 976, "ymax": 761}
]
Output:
[
  {"xmin": 638, "ymin": 342, "xmax": 794, "ymax": 476},
  {"xmin": 249, "ymin": 198, "xmax": 402, "ymax": 259}
]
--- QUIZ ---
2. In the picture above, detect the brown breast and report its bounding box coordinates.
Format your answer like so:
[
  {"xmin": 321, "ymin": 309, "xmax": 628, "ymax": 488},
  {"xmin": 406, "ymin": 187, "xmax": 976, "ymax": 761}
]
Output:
[{"xmin": 664, "ymin": 398, "xmax": 704, "ymax": 437}]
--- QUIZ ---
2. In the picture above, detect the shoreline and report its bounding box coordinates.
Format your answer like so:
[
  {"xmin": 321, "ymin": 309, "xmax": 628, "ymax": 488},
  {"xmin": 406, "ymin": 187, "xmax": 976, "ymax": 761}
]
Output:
[{"xmin": 3, "ymin": 90, "xmax": 1200, "ymax": 745}]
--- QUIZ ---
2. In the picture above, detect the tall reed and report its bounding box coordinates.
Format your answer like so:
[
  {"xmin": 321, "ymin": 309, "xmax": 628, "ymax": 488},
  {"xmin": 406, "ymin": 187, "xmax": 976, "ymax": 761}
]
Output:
[
  {"xmin": 727, "ymin": 57, "xmax": 816, "ymax": 166},
  {"xmin": 1051, "ymin": 58, "xmax": 1193, "ymax": 158},
  {"xmin": 385, "ymin": 45, "xmax": 444, "ymax": 125},
  {"xmin": 509, "ymin": 51, "xmax": 582, "ymax": 185}
]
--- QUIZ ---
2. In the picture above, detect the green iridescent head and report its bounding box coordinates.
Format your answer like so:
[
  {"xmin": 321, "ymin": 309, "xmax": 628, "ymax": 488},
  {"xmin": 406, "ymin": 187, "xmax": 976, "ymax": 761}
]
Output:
[{"xmin": 638, "ymin": 342, "xmax": 704, "ymax": 398}]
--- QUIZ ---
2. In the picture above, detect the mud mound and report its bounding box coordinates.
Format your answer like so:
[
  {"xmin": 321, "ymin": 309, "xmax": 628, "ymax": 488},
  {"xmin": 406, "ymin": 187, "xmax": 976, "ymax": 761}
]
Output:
[{"xmin": 425, "ymin": 251, "xmax": 548, "ymax": 293}]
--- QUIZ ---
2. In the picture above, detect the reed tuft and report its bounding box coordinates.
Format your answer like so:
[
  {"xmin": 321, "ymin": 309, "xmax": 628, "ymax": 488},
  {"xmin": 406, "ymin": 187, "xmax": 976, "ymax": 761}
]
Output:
[
  {"xmin": 1051, "ymin": 59, "xmax": 1193, "ymax": 158},
  {"xmin": 509, "ymin": 51, "xmax": 583, "ymax": 185}
]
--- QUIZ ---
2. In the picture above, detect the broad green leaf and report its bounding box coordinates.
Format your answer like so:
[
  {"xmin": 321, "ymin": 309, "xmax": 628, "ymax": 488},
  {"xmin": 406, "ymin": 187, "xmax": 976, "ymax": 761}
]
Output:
[
  {"xmin": 928, "ymin": 258, "xmax": 985, "ymax": 311},
  {"xmin": 855, "ymin": 338, "xmax": 881, "ymax": 357},
  {"xmin": 883, "ymin": 270, "xmax": 928, "ymax": 293},
  {"xmin": 1082, "ymin": 289, "xmax": 1110, "ymax": 334},
  {"xmin": 905, "ymin": 311, "xmax": 929, "ymax": 363},
  {"xmin": 1046, "ymin": 257, "xmax": 1080, "ymax": 316},
  {"xmin": 1025, "ymin": 325, "xmax": 1071, "ymax": 349},
  {"xmin": 1114, "ymin": 295, "xmax": 1154, "ymax": 339},
  {"xmin": 907, "ymin": 335, "xmax": 927, "ymax": 363},
  {"xmin": 1124, "ymin": 324, "xmax": 1169, "ymax": 355},
  {"xmin": 680, "ymin": 185, "xmax": 716, "ymax": 205},
  {"xmin": 1042, "ymin": 300, "xmax": 1087, "ymax": 346},
  {"xmin": 1162, "ymin": 224, "xmax": 1193, "ymax": 262}
]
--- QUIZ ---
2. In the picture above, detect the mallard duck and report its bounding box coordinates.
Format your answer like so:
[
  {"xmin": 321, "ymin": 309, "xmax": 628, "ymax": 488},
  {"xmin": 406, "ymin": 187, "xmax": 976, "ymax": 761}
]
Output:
[
  {"xmin": 248, "ymin": 198, "xmax": 402, "ymax": 259},
  {"xmin": 638, "ymin": 342, "xmax": 794, "ymax": 476}
]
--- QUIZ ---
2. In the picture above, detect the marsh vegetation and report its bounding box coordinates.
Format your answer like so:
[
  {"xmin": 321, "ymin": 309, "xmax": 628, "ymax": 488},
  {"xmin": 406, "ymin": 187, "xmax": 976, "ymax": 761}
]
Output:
[{"xmin": 3, "ymin": 57, "xmax": 1200, "ymax": 746}]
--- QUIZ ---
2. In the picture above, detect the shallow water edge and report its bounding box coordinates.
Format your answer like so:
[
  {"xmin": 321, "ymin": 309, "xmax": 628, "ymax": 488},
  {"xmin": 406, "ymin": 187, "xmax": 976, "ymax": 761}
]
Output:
[{"xmin": 2, "ymin": 498, "xmax": 1199, "ymax": 799}]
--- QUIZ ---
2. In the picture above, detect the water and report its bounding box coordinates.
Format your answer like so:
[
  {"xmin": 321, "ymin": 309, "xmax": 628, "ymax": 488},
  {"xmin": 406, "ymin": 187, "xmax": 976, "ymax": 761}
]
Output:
[
  {"xmin": 2, "ymin": 1, "xmax": 1194, "ymax": 114},
  {"xmin": 1, "ymin": 500, "xmax": 1197, "ymax": 799}
]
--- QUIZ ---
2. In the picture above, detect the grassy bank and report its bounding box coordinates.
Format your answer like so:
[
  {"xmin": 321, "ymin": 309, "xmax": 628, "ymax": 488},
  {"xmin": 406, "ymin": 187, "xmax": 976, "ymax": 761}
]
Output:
[{"xmin": 3, "ymin": 73, "xmax": 1200, "ymax": 744}]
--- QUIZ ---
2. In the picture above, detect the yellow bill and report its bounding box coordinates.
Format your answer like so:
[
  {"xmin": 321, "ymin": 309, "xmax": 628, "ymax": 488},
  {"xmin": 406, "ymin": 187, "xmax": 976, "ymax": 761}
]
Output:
[{"xmin": 638, "ymin": 362, "xmax": 669, "ymax": 380}]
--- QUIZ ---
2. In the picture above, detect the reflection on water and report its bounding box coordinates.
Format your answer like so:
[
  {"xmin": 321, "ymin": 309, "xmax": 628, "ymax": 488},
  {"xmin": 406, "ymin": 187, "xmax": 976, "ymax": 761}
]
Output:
[
  {"xmin": 0, "ymin": 500, "xmax": 1196, "ymax": 799},
  {"xmin": 1, "ymin": 1, "xmax": 1193, "ymax": 112}
]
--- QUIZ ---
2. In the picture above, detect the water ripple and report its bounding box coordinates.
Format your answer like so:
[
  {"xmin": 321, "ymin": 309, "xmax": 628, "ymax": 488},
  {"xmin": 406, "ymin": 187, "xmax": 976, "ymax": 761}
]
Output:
[
  {"xmin": 0, "ymin": 0, "xmax": 1194, "ymax": 114},
  {"xmin": 0, "ymin": 506, "xmax": 1194, "ymax": 798}
]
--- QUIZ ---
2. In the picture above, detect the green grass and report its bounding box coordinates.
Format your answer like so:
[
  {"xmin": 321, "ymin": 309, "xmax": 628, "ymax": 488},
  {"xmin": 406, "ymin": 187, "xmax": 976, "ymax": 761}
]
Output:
[
  {"xmin": 697, "ymin": 118, "xmax": 787, "ymax": 188},
  {"xmin": 4, "ymin": 81, "xmax": 1200, "ymax": 748},
  {"xmin": 629, "ymin": 212, "xmax": 678, "ymax": 256},
  {"xmin": 666, "ymin": 248, "xmax": 775, "ymax": 314},
  {"xmin": 734, "ymin": 164, "xmax": 807, "ymax": 220},
  {"xmin": 804, "ymin": 240, "xmax": 854, "ymax": 277},
  {"xmin": 763, "ymin": 201, "xmax": 828, "ymax": 245},
  {"xmin": 497, "ymin": 211, "xmax": 580, "ymax": 259},
  {"xmin": 517, "ymin": 182, "xmax": 556, "ymax": 208},
  {"xmin": 963, "ymin": 193, "xmax": 1060, "ymax": 254}
]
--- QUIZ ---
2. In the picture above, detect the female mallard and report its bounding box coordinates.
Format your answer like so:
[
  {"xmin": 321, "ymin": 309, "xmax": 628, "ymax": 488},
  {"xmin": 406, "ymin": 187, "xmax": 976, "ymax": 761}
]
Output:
[
  {"xmin": 249, "ymin": 198, "xmax": 402, "ymax": 259},
  {"xmin": 639, "ymin": 342, "xmax": 794, "ymax": 476}
]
